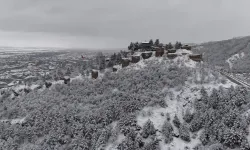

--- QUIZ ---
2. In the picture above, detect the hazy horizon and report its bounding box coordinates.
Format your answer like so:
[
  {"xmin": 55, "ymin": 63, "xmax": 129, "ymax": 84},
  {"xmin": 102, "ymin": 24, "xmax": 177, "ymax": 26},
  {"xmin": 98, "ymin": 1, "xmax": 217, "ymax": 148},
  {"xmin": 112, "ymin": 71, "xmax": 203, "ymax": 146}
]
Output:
[{"xmin": 1, "ymin": 0, "xmax": 250, "ymax": 49}]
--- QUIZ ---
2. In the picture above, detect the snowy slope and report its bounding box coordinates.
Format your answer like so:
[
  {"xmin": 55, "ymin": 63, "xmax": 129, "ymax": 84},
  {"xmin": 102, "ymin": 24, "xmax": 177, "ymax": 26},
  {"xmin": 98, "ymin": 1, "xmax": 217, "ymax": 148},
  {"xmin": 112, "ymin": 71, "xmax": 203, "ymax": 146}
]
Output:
[
  {"xmin": 105, "ymin": 49, "xmax": 237, "ymax": 150},
  {"xmin": 226, "ymin": 52, "xmax": 245, "ymax": 69}
]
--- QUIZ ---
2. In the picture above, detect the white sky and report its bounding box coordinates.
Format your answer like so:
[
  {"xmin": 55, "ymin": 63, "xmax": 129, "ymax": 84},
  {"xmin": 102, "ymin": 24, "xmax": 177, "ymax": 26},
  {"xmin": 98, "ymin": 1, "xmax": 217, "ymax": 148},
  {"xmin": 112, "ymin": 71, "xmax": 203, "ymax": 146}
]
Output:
[{"xmin": 1, "ymin": 0, "xmax": 250, "ymax": 48}]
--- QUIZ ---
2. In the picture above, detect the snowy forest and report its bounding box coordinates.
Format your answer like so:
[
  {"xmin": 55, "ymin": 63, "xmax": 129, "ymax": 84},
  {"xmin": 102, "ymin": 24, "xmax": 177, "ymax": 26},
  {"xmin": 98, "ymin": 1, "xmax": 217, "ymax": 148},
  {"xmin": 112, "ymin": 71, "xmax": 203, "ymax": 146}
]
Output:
[
  {"xmin": 0, "ymin": 51, "xmax": 250, "ymax": 150},
  {"xmin": 2, "ymin": 0, "xmax": 250, "ymax": 149}
]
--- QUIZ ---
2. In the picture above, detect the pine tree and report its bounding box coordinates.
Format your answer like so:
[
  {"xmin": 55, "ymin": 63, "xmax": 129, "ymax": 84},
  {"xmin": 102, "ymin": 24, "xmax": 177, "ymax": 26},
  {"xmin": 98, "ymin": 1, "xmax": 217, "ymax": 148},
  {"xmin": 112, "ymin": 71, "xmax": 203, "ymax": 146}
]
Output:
[
  {"xmin": 183, "ymin": 109, "xmax": 193, "ymax": 123},
  {"xmin": 165, "ymin": 44, "xmax": 169, "ymax": 50},
  {"xmin": 96, "ymin": 52, "xmax": 106, "ymax": 71},
  {"xmin": 128, "ymin": 42, "xmax": 134, "ymax": 50},
  {"xmin": 134, "ymin": 42, "xmax": 140, "ymax": 51},
  {"xmin": 168, "ymin": 42, "xmax": 173, "ymax": 49},
  {"xmin": 141, "ymin": 119, "xmax": 156, "ymax": 138},
  {"xmin": 159, "ymin": 43, "xmax": 163, "ymax": 47},
  {"xmin": 173, "ymin": 115, "xmax": 181, "ymax": 128},
  {"xmin": 179, "ymin": 123, "xmax": 190, "ymax": 142},
  {"xmin": 111, "ymin": 53, "xmax": 117, "ymax": 62},
  {"xmin": 208, "ymin": 89, "xmax": 219, "ymax": 109},
  {"xmin": 162, "ymin": 120, "xmax": 174, "ymax": 143},
  {"xmin": 65, "ymin": 68, "xmax": 71, "ymax": 76},
  {"xmin": 116, "ymin": 53, "xmax": 122, "ymax": 64},
  {"xmin": 99, "ymin": 57, "xmax": 106, "ymax": 70},
  {"xmin": 154, "ymin": 39, "xmax": 160, "ymax": 46},
  {"xmin": 56, "ymin": 69, "xmax": 64, "ymax": 78},
  {"xmin": 149, "ymin": 39, "xmax": 154, "ymax": 45},
  {"xmin": 107, "ymin": 61, "xmax": 114, "ymax": 68},
  {"xmin": 175, "ymin": 41, "xmax": 182, "ymax": 49}
]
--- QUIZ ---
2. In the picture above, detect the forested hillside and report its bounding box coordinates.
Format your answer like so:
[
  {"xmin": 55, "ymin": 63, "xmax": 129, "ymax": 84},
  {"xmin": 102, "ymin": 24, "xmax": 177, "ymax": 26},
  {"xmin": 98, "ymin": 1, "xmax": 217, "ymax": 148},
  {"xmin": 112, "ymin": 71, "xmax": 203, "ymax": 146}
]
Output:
[
  {"xmin": 193, "ymin": 36, "xmax": 250, "ymax": 73},
  {"xmin": 0, "ymin": 53, "xmax": 250, "ymax": 150}
]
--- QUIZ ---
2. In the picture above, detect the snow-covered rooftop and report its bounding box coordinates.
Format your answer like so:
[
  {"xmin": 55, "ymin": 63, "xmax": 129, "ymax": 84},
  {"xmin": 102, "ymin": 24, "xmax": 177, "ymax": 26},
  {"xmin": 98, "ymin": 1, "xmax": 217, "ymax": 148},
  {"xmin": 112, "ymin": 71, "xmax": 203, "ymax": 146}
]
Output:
[
  {"xmin": 64, "ymin": 76, "xmax": 70, "ymax": 80},
  {"xmin": 92, "ymin": 69, "xmax": 98, "ymax": 72}
]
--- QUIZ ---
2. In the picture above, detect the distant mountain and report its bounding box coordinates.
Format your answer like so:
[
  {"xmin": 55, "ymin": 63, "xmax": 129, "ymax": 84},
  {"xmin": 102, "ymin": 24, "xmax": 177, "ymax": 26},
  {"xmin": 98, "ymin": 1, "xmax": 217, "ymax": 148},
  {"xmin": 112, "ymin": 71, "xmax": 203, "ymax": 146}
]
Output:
[{"xmin": 193, "ymin": 36, "xmax": 250, "ymax": 73}]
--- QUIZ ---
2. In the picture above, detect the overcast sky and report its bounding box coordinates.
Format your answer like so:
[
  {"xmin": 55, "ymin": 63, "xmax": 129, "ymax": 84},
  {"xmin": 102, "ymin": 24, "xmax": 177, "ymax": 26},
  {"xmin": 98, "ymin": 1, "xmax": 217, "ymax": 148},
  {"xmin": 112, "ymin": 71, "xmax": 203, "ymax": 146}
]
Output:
[{"xmin": 1, "ymin": 0, "xmax": 250, "ymax": 49}]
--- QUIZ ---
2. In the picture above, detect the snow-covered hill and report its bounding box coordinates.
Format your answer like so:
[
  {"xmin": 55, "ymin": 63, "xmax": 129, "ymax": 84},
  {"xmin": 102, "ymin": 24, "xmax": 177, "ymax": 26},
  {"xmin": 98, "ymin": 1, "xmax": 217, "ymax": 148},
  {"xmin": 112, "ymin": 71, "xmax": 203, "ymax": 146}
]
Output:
[
  {"xmin": 0, "ymin": 48, "xmax": 248, "ymax": 150},
  {"xmin": 105, "ymin": 49, "xmax": 238, "ymax": 150},
  {"xmin": 193, "ymin": 36, "xmax": 250, "ymax": 73}
]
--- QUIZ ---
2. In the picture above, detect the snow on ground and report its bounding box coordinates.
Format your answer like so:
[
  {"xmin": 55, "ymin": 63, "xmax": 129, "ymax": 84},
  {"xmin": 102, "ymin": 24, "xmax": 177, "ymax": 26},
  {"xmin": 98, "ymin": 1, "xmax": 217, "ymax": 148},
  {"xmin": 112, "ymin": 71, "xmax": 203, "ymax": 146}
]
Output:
[
  {"xmin": 128, "ymin": 58, "xmax": 147, "ymax": 70},
  {"xmin": 226, "ymin": 52, "xmax": 245, "ymax": 69},
  {"xmin": 0, "ymin": 117, "xmax": 26, "ymax": 125},
  {"xmin": 71, "ymin": 74, "xmax": 84, "ymax": 81},
  {"xmin": 112, "ymin": 88, "xmax": 119, "ymax": 93},
  {"xmin": 159, "ymin": 130, "xmax": 203, "ymax": 150},
  {"xmin": 134, "ymin": 67, "xmax": 237, "ymax": 150},
  {"xmin": 175, "ymin": 49, "xmax": 192, "ymax": 55},
  {"xmin": 30, "ymin": 84, "xmax": 40, "ymax": 90},
  {"xmin": 11, "ymin": 117, "xmax": 26, "ymax": 124},
  {"xmin": 105, "ymin": 121, "xmax": 125, "ymax": 150},
  {"xmin": 133, "ymin": 52, "xmax": 142, "ymax": 56},
  {"xmin": 7, "ymin": 82, "xmax": 16, "ymax": 87},
  {"xmin": 113, "ymin": 65, "xmax": 123, "ymax": 73},
  {"xmin": 173, "ymin": 54, "xmax": 197, "ymax": 68},
  {"xmin": 137, "ymin": 84, "xmax": 201, "ymax": 132},
  {"xmin": 105, "ymin": 134, "xmax": 125, "ymax": 150},
  {"xmin": 135, "ymin": 84, "xmax": 203, "ymax": 149},
  {"xmin": 53, "ymin": 80, "xmax": 65, "ymax": 84},
  {"xmin": 13, "ymin": 84, "xmax": 28, "ymax": 91},
  {"xmin": 172, "ymin": 49, "xmax": 199, "ymax": 68}
]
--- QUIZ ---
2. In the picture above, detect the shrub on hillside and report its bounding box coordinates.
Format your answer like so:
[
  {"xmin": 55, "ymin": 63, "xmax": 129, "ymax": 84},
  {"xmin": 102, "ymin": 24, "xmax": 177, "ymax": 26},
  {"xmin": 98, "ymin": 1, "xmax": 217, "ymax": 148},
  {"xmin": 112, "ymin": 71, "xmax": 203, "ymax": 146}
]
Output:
[
  {"xmin": 94, "ymin": 127, "xmax": 112, "ymax": 149},
  {"xmin": 142, "ymin": 139, "xmax": 161, "ymax": 150},
  {"xmin": 199, "ymin": 130, "xmax": 210, "ymax": 145},
  {"xmin": 166, "ymin": 113, "xmax": 171, "ymax": 121},
  {"xmin": 141, "ymin": 120, "xmax": 156, "ymax": 138},
  {"xmin": 173, "ymin": 115, "xmax": 181, "ymax": 128},
  {"xmin": 240, "ymin": 138, "xmax": 250, "ymax": 150},
  {"xmin": 208, "ymin": 89, "xmax": 219, "ymax": 109},
  {"xmin": 183, "ymin": 109, "xmax": 193, "ymax": 123},
  {"xmin": 222, "ymin": 128, "xmax": 245, "ymax": 149},
  {"xmin": 189, "ymin": 112, "xmax": 204, "ymax": 132},
  {"xmin": 161, "ymin": 120, "xmax": 174, "ymax": 143},
  {"xmin": 118, "ymin": 113, "xmax": 137, "ymax": 128},
  {"xmin": 179, "ymin": 123, "xmax": 190, "ymax": 142}
]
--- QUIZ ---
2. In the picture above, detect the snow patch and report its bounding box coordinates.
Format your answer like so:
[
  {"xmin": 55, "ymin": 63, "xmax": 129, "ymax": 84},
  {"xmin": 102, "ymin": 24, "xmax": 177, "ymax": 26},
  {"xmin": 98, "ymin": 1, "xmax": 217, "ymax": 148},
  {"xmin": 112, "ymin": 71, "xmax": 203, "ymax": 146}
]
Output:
[
  {"xmin": 226, "ymin": 52, "xmax": 245, "ymax": 69},
  {"xmin": 160, "ymin": 130, "xmax": 203, "ymax": 150},
  {"xmin": 129, "ymin": 59, "xmax": 147, "ymax": 70},
  {"xmin": 113, "ymin": 65, "xmax": 122, "ymax": 72},
  {"xmin": 11, "ymin": 117, "xmax": 26, "ymax": 124},
  {"xmin": 71, "ymin": 74, "xmax": 84, "ymax": 81},
  {"xmin": 0, "ymin": 117, "xmax": 26, "ymax": 125},
  {"xmin": 105, "ymin": 134, "xmax": 125, "ymax": 150},
  {"xmin": 13, "ymin": 84, "xmax": 28, "ymax": 92},
  {"xmin": 30, "ymin": 84, "xmax": 40, "ymax": 90},
  {"xmin": 112, "ymin": 88, "xmax": 119, "ymax": 93},
  {"xmin": 176, "ymin": 49, "xmax": 192, "ymax": 55},
  {"xmin": 173, "ymin": 55, "xmax": 197, "ymax": 68}
]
